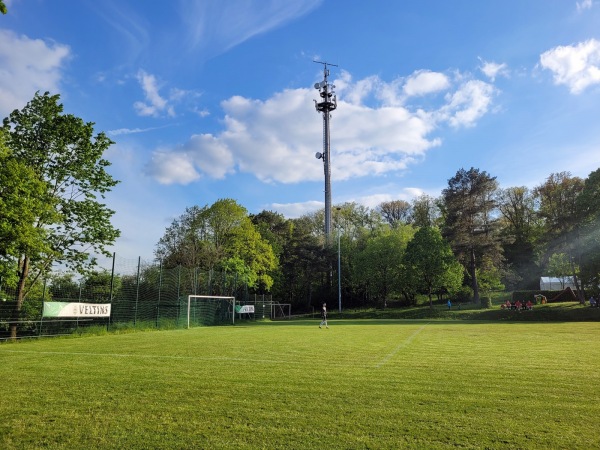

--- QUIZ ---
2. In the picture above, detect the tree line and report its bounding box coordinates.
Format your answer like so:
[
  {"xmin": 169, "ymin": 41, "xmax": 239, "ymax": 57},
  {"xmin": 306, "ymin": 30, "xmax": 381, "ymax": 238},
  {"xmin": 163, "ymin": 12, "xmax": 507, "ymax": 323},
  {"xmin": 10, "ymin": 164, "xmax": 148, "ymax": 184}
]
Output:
[
  {"xmin": 154, "ymin": 167, "xmax": 600, "ymax": 312},
  {"xmin": 1, "ymin": 92, "xmax": 599, "ymax": 339}
]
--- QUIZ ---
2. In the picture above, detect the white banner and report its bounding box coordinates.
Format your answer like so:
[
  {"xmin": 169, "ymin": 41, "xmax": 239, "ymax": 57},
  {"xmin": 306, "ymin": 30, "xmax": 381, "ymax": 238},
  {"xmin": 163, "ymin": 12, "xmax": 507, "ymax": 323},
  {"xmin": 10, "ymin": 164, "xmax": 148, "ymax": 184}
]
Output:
[
  {"xmin": 237, "ymin": 305, "xmax": 255, "ymax": 314},
  {"xmin": 43, "ymin": 302, "xmax": 111, "ymax": 318}
]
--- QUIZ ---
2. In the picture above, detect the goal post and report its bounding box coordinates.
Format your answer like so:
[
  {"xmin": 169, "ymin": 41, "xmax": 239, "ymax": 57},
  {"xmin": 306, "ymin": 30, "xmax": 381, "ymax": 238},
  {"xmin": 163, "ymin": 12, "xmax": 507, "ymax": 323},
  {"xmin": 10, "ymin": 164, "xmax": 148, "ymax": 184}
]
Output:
[{"xmin": 186, "ymin": 295, "xmax": 236, "ymax": 328}]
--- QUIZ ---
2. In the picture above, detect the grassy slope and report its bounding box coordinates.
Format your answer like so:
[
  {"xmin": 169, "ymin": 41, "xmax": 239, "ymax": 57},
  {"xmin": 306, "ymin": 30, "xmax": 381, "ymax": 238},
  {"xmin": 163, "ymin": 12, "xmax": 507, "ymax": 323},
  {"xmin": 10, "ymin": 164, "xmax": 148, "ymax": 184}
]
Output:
[
  {"xmin": 1, "ymin": 316, "xmax": 600, "ymax": 449},
  {"xmin": 335, "ymin": 301, "xmax": 600, "ymax": 322}
]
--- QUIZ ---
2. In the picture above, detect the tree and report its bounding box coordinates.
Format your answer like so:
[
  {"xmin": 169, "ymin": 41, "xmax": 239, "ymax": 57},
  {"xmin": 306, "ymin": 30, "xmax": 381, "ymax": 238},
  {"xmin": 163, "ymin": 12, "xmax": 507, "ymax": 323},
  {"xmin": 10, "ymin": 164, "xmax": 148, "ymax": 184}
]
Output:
[
  {"xmin": 354, "ymin": 225, "xmax": 415, "ymax": 307},
  {"xmin": 0, "ymin": 130, "xmax": 54, "ymax": 287},
  {"xmin": 441, "ymin": 167, "xmax": 502, "ymax": 306},
  {"xmin": 476, "ymin": 257, "xmax": 505, "ymax": 306},
  {"xmin": 411, "ymin": 194, "xmax": 441, "ymax": 228},
  {"xmin": 0, "ymin": 1, "xmax": 7, "ymax": 15},
  {"xmin": 575, "ymin": 168, "xmax": 600, "ymax": 294},
  {"xmin": 48, "ymin": 273, "xmax": 81, "ymax": 300},
  {"xmin": 377, "ymin": 200, "xmax": 412, "ymax": 228},
  {"xmin": 2, "ymin": 92, "xmax": 120, "ymax": 338},
  {"xmin": 547, "ymin": 253, "xmax": 573, "ymax": 289},
  {"xmin": 402, "ymin": 227, "xmax": 463, "ymax": 307},
  {"xmin": 534, "ymin": 172, "xmax": 585, "ymax": 302},
  {"xmin": 155, "ymin": 199, "xmax": 277, "ymax": 292},
  {"xmin": 496, "ymin": 187, "xmax": 541, "ymax": 289}
]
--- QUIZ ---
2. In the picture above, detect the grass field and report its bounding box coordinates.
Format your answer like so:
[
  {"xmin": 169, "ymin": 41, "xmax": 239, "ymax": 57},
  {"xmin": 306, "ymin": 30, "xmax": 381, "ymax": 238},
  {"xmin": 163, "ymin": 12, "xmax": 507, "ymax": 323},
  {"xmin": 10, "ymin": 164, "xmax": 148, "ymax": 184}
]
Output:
[{"xmin": 1, "ymin": 318, "xmax": 600, "ymax": 449}]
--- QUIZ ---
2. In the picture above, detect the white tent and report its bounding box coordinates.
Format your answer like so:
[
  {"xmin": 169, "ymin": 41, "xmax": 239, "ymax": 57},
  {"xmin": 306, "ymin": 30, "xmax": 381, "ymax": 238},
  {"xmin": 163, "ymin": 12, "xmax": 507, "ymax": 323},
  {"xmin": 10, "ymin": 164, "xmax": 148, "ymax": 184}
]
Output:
[{"xmin": 539, "ymin": 276, "xmax": 576, "ymax": 290}]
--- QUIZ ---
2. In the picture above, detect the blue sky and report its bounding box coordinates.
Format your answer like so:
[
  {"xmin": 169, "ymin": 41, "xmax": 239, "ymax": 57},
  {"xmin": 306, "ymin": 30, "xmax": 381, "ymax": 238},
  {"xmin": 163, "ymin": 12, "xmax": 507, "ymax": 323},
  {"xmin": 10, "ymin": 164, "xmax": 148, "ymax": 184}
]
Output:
[{"xmin": 2, "ymin": 0, "xmax": 600, "ymax": 262}]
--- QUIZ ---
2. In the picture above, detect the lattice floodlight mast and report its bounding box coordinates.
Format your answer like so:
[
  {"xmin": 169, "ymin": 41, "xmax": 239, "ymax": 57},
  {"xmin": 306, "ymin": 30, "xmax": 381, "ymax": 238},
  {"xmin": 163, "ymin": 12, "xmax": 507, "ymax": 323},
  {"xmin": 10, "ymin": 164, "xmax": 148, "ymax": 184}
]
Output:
[{"xmin": 313, "ymin": 61, "xmax": 338, "ymax": 243}]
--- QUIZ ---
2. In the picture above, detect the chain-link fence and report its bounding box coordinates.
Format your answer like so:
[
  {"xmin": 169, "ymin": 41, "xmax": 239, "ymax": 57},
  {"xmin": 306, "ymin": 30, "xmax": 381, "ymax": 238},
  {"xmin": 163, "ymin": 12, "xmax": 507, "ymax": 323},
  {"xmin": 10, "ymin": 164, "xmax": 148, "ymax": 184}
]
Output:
[{"xmin": 0, "ymin": 254, "xmax": 278, "ymax": 339}]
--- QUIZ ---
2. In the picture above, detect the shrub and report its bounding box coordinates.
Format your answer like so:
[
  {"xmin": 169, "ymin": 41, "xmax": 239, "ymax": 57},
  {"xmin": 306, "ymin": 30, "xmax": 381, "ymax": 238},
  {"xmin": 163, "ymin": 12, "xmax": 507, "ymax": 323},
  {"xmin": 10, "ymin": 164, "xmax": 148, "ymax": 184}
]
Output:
[
  {"xmin": 512, "ymin": 289, "xmax": 579, "ymax": 303},
  {"xmin": 453, "ymin": 286, "xmax": 473, "ymax": 303}
]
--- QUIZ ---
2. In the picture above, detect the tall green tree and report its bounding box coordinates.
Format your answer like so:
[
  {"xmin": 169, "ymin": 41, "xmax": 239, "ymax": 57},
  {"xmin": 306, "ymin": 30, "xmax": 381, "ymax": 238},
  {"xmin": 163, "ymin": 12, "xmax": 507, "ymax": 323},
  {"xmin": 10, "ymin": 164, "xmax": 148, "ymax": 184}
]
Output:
[
  {"xmin": 2, "ymin": 92, "xmax": 120, "ymax": 338},
  {"xmin": 534, "ymin": 172, "xmax": 585, "ymax": 301},
  {"xmin": 496, "ymin": 186, "xmax": 541, "ymax": 289},
  {"xmin": 576, "ymin": 168, "xmax": 600, "ymax": 294},
  {"xmin": 411, "ymin": 194, "xmax": 441, "ymax": 228},
  {"xmin": 0, "ymin": 130, "xmax": 54, "ymax": 286},
  {"xmin": 441, "ymin": 167, "xmax": 502, "ymax": 306},
  {"xmin": 402, "ymin": 226, "xmax": 463, "ymax": 307},
  {"xmin": 354, "ymin": 225, "xmax": 415, "ymax": 306},
  {"xmin": 0, "ymin": 1, "xmax": 7, "ymax": 15},
  {"xmin": 155, "ymin": 199, "xmax": 277, "ymax": 292}
]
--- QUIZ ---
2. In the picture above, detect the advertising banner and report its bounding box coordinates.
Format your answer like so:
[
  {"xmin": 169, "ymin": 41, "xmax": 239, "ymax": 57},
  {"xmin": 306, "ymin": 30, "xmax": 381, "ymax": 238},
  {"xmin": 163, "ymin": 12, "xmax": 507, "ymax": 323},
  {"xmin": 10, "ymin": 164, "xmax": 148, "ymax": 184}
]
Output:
[{"xmin": 42, "ymin": 302, "xmax": 111, "ymax": 318}]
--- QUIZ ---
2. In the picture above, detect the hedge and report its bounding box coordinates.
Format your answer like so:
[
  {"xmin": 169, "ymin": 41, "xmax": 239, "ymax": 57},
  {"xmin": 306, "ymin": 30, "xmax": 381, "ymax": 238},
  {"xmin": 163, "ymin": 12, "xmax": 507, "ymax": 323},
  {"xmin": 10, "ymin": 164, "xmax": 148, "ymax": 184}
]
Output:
[{"xmin": 512, "ymin": 288, "xmax": 578, "ymax": 303}]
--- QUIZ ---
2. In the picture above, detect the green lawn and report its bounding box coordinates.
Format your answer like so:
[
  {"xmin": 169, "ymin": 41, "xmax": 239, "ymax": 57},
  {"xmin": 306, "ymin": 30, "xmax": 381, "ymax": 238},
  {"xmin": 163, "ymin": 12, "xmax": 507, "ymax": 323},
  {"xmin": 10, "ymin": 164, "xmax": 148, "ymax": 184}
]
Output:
[{"xmin": 1, "ymin": 319, "xmax": 600, "ymax": 449}]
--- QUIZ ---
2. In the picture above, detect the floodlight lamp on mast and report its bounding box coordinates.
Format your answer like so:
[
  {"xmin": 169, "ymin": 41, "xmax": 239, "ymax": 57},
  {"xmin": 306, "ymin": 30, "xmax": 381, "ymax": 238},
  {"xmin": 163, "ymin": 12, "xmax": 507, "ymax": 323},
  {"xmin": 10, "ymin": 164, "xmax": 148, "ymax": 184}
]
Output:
[{"xmin": 313, "ymin": 60, "xmax": 338, "ymax": 243}]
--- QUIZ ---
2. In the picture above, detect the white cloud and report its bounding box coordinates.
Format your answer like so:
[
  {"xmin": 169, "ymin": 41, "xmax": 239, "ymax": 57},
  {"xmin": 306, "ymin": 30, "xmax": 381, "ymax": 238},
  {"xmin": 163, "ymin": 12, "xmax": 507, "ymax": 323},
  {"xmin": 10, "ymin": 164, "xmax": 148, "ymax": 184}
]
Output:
[
  {"xmin": 0, "ymin": 29, "xmax": 70, "ymax": 117},
  {"xmin": 145, "ymin": 151, "xmax": 201, "ymax": 185},
  {"xmin": 403, "ymin": 70, "xmax": 450, "ymax": 96},
  {"xmin": 180, "ymin": 0, "xmax": 322, "ymax": 55},
  {"xmin": 576, "ymin": 0, "xmax": 593, "ymax": 12},
  {"xmin": 478, "ymin": 57, "xmax": 509, "ymax": 81},
  {"xmin": 540, "ymin": 39, "xmax": 600, "ymax": 94},
  {"xmin": 438, "ymin": 80, "xmax": 496, "ymax": 127},
  {"xmin": 269, "ymin": 200, "xmax": 323, "ymax": 218},
  {"xmin": 144, "ymin": 71, "xmax": 495, "ymax": 185},
  {"xmin": 108, "ymin": 124, "xmax": 174, "ymax": 136},
  {"xmin": 134, "ymin": 70, "xmax": 174, "ymax": 117},
  {"xmin": 133, "ymin": 70, "xmax": 202, "ymax": 118}
]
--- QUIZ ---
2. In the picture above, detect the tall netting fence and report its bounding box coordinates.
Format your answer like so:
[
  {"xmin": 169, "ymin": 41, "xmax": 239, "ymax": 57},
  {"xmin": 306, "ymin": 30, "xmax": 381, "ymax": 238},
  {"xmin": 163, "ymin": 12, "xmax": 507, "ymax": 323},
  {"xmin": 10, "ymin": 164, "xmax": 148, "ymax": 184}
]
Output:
[{"xmin": 0, "ymin": 254, "xmax": 279, "ymax": 339}]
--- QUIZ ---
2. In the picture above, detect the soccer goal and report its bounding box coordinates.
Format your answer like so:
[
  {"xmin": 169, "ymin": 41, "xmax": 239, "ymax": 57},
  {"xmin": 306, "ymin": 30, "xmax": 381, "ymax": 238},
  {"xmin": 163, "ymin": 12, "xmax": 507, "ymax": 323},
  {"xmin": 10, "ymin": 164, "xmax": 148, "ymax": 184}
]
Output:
[{"xmin": 186, "ymin": 295, "xmax": 236, "ymax": 328}]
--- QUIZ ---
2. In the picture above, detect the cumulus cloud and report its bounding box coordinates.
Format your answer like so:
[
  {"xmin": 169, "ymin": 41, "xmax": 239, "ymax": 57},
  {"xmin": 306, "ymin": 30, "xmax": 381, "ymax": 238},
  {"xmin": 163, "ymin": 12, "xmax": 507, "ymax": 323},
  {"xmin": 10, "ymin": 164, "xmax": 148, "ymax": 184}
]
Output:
[
  {"xmin": 478, "ymin": 57, "xmax": 509, "ymax": 81},
  {"xmin": 437, "ymin": 80, "xmax": 496, "ymax": 127},
  {"xmin": 403, "ymin": 70, "xmax": 450, "ymax": 96},
  {"xmin": 145, "ymin": 70, "xmax": 496, "ymax": 185},
  {"xmin": 540, "ymin": 39, "xmax": 600, "ymax": 94},
  {"xmin": 0, "ymin": 29, "xmax": 70, "ymax": 117}
]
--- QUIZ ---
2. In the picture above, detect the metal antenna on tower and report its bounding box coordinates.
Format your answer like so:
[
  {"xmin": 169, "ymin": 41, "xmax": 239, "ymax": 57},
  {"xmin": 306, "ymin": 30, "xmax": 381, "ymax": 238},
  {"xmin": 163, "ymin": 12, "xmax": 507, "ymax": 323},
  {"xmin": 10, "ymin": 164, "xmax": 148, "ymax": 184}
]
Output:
[{"xmin": 313, "ymin": 60, "xmax": 338, "ymax": 243}]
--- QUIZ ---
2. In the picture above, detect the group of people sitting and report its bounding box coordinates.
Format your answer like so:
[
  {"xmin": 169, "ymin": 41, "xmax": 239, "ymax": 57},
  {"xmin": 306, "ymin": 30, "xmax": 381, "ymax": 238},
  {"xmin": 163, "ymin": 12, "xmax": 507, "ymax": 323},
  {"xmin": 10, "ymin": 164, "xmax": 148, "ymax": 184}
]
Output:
[{"xmin": 501, "ymin": 299, "xmax": 533, "ymax": 311}]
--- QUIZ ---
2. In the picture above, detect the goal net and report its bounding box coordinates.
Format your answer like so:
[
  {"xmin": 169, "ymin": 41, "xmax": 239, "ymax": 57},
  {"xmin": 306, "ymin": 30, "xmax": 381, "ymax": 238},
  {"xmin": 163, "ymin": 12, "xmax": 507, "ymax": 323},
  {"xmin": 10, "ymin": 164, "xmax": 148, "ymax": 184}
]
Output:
[{"xmin": 186, "ymin": 295, "xmax": 235, "ymax": 328}]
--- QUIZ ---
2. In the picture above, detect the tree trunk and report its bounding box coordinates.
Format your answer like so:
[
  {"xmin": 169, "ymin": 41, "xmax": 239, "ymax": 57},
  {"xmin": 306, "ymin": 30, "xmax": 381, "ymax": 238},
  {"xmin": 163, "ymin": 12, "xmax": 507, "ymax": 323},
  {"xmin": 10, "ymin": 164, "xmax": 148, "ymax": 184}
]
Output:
[
  {"xmin": 470, "ymin": 248, "xmax": 481, "ymax": 305},
  {"xmin": 10, "ymin": 256, "xmax": 30, "ymax": 339}
]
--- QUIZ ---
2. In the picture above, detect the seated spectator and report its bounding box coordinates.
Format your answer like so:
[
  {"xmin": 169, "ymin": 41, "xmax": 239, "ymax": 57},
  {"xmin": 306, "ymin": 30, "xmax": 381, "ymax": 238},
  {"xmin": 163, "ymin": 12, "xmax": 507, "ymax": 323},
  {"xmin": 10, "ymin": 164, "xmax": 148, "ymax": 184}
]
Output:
[
  {"xmin": 526, "ymin": 300, "xmax": 533, "ymax": 310},
  {"xmin": 505, "ymin": 300, "xmax": 511, "ymax": 310},
  {"xmin": 590, "ymin": 296, "xmax": 597, "ymax": 307},
  {"xmin": 515, "ymin": 300, "xmax": 522, "ymax": 311}
]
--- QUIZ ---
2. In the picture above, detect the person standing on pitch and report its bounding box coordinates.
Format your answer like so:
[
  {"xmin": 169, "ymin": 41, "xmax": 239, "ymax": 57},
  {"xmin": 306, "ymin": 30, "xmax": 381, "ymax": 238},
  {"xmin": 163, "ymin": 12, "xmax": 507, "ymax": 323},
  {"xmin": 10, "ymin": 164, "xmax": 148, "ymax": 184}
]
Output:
[{"xmin": 319, "ymin": 302, "xmax": 328, "ymax": 329}]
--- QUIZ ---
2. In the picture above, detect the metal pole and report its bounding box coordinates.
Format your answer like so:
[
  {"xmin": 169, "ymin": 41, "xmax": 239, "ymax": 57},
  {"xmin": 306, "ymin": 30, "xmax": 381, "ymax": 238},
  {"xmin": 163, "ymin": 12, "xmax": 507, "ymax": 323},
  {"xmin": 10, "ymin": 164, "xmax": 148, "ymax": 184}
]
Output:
[
  {"xmin": 134, "ymin": 256, "xmax": 141, "ymax": 326},
  {"xmin": 338, "ymin": 227, "xmax": 342, "ymax": 313},
  {"xmin": 109, "ymin": 252, "xmax": 115, "ymax": 330}
]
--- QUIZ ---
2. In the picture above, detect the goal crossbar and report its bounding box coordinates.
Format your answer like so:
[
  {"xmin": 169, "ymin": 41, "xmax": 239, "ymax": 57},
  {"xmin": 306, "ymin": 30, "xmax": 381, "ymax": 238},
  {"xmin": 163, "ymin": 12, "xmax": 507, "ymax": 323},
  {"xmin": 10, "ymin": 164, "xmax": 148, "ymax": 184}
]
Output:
[{"xmin": 187, "ymin": 295, "xmax": 236, "ymax": 328}]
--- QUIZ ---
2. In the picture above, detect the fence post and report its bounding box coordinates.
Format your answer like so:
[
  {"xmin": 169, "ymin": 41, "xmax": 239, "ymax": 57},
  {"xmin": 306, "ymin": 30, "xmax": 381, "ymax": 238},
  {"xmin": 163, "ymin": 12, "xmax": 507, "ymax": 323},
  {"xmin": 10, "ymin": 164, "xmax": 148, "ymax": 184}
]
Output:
[
  {"xmin": 177, "ymin": 265, "xmax": 181, "ymax": 325},
  {"xmin": 156, "ymin": 259, "xmax": 162, "ymax": 328},
  {"xmin": 109, "ymin": 252, "xmax": 115, "ymax": 331},
  {"xmin": 39, "ymin": 278, "xmax": 47, "ymax": 337},
  {"xmin": 134, "ymin": 256, "xmax": 141, "ymax": 327}
]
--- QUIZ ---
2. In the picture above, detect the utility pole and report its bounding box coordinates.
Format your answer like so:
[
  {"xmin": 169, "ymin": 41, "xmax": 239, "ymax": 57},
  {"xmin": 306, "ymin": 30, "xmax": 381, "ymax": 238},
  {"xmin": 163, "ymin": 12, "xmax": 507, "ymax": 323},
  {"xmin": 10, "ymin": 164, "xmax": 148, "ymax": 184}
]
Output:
[{"xmin": 313, "ymin": 61, "xmax": 337, "ymax": 243}]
